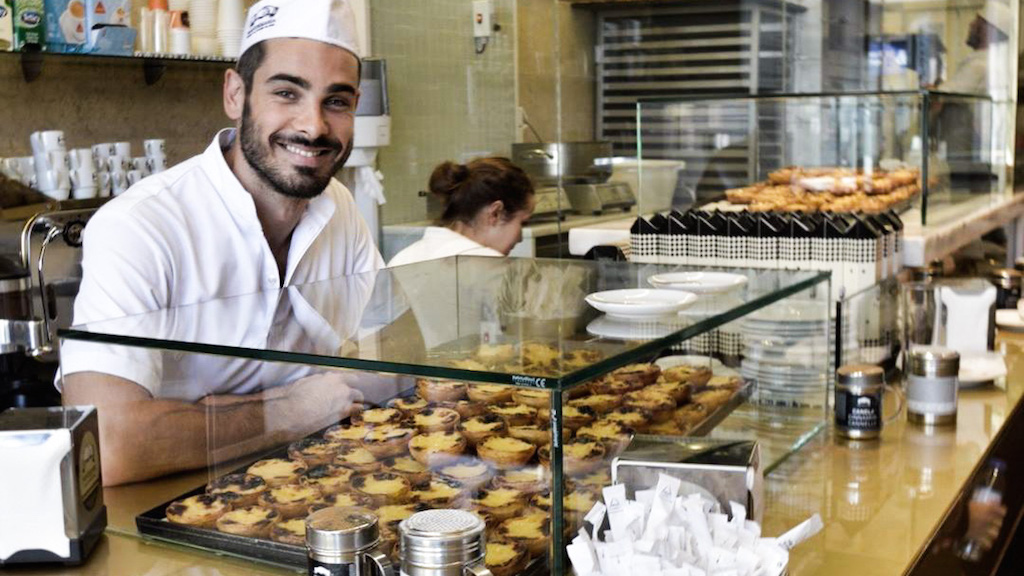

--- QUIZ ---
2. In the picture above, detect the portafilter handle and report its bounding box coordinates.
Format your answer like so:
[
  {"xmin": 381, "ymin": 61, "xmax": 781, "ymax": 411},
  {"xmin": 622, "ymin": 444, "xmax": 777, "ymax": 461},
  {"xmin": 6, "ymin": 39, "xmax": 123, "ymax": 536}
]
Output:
[{"xmin": 29, "ymin": 226, "xmax": 62, "ymax": 357}]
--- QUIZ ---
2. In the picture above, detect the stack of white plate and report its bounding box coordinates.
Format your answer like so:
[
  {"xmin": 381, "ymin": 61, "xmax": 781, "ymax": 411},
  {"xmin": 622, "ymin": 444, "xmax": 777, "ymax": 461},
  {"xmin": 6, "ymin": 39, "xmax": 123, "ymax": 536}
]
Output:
[
  {"xmin": 189, "ymin": 0, "xmax": 218, "ymax": 56},
  {"xmin": 217, "ymin": 0, "xmax": 244, "ymax": 57},
  {"xmin": 740, "ymin": 300, "xmax": 841, "ymax": 407}
]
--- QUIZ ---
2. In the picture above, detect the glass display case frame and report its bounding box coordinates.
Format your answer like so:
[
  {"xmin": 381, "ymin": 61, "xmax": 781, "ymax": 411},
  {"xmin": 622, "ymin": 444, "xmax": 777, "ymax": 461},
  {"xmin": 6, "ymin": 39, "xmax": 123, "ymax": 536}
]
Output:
[
  {"xmin": 58, "ymin": 256, "xmax": 831, "ymax": 574},
  {"xmin": 635, "ymin": 90, "xmax": 1015, "ymax": 227}
]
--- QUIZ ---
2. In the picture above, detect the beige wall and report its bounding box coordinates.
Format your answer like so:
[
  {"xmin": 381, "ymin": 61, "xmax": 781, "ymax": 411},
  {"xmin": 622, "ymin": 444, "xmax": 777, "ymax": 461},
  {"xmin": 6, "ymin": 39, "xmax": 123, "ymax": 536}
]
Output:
[
  {"xmin": 0, "ymin": 57, "xmax": 229, "ymax": 165},
  {"xmin": 372, "ymin": 0, "xmax": 518, "ymax": 226},
  {"xmin": 517, "ymin": 0, "xmax": 596, "ymax": 143}
]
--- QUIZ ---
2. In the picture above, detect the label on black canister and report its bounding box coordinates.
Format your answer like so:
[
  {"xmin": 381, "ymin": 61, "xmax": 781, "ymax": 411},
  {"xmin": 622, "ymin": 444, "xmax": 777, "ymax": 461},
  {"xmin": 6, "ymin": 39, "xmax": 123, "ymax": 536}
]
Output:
[
  {"xmin": 836, "ymin": 388, "xmax": 882, "ymax": 432},
  {"xmin": 309, "ymin": 560, "xmax": 357, "ymax": 576}
]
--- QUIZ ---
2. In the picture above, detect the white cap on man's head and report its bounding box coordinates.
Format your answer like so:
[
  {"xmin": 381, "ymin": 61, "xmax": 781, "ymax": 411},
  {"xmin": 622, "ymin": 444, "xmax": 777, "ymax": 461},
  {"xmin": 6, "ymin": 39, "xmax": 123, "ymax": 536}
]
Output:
[
  {"xmin": 238, "ymin": 0, "xmax": 361, "ymax": 60},
  {"xmin": 979, "ymin": 0, "xmax": 1014, "ymax": 36}
]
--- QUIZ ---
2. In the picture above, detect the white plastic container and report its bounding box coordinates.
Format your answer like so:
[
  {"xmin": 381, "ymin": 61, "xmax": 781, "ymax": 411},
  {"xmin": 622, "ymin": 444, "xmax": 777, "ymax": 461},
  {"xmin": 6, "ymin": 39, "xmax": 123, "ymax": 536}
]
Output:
[{"xmin": 608, "ymin": 157, "xmax": 686, "ymax": 214}]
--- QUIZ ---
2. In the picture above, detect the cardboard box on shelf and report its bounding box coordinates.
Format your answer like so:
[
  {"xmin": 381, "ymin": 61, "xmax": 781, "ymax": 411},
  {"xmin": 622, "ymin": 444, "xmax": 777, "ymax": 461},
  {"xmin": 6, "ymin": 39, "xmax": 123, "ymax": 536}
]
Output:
[
  {"xmin": 83, "ymin": 0, "xmax": 129, "ymax": 50},
  {"xmin": 0, "ymin": 0, "xmax": 13, "ymax": 50},
  {"xmin": 44, "ymin": 0, "xmax": 87, "ymax": 52},
  {"xmin": 13, "ymin": 0, "xmax": 46, "ymax": 49}
]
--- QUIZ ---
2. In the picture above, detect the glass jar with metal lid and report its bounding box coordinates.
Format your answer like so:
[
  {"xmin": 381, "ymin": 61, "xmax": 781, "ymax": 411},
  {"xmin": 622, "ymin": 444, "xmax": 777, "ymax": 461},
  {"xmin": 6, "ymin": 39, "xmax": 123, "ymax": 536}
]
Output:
[
  {"xmin": 305, "ymin": 506, "xmax": 394, "ymax": 576},
  {"xmin": 906, "ymin": 346, "xmax": 960, "ymax": 426},
  {"xmin": 398, "ymin": 509, "xmax": 491, "ymax": 576},
  {"xmin": 835, "ymin": 364, "xmax": 885, "ymax": 440}
]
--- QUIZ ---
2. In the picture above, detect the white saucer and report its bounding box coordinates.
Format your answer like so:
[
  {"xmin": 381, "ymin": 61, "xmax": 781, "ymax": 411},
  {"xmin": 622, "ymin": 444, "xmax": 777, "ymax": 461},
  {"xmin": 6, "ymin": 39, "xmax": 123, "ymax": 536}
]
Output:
[
  {"xmin": 586, "ymin": 315, "xmax": 683, "ymax": 341},
  {"xmin": 655, "ymin": 354, "xmax": 724, "ymax": 371},
  {"xmin": 996, "ymin": 309, "xmax": 1024, "ymax": 333},
  {"xmin": 958, "ymin": 351, "xmax": 1007, "ymax": 387},
  {"xmin": 585, "ymin": 289, "xmax": 698, "ymax": 320},
  {"xmin": 648, "ymin": 271, "xmax": 748, "ymax": 294}
]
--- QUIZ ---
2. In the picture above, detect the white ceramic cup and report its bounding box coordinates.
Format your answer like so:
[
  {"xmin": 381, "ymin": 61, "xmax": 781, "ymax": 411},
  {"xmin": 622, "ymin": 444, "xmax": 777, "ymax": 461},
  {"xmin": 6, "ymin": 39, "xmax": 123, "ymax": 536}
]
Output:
[
  {"xmin": 110, "ymin": 170, "xmax": 129, "ymax": 195},
  {"xmin": 113, "ymin": 142, "xmax": 132, "ymax": 158},
  {"xmin": 143, "ymin": 139, "xmax": 165, "ymax": 157},
  {"xmin": 30, "ymin": 130, "xmax": 66, "ymax": 157},
  {"xmin": 48, "ymin": 150, "xmax": 71, "ymax": 171},
  {"xmin": 107, "ymin": 155, "xmax": 130, "ymax": 173},
  {"xmin": 69, "ymin": 148, "xmax": 94, "ymax": 171},
  {"xmin": 70, "ymin": 168, "xmax": 98, "ymax": 199},
  {"xmin": 97, "ymin": 172, "xmax": 112, "ymax": 197},
  {"xmin": 126, "ymin": 170, "xmax": 144, "ymax": 186},
  {"xmin": 9, "ymin": 157, "xmax": 36, "ymax": 186},
  {"xmin": 92, "ymin": 143, "xmax": 114, "ymax": 167}
]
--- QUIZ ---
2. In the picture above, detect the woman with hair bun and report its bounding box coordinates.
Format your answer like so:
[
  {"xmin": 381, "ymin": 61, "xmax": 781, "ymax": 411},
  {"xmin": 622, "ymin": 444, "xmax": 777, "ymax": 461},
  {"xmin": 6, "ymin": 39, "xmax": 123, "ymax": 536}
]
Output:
[{"xmin": 388, "ymin": 158, "xmax": 535, "ymax": 267}]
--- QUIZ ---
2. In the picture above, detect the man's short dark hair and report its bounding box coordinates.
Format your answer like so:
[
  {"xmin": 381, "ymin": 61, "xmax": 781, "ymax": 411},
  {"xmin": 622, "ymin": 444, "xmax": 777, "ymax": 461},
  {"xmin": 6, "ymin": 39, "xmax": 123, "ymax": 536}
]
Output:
[{"xmin": 236, "ymin": 41, "xmax": 266, "ymax": 95}]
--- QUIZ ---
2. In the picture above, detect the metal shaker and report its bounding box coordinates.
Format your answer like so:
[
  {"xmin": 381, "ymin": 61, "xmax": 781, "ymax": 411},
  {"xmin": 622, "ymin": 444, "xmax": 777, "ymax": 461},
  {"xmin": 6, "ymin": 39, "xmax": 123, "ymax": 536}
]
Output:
[
  {"xmin": 305, "ymin": 506, "xmax": 394, "ymax": 576},
  {"xmin": 398, "ymin": 509, "xmax": 492, "ymax": 576}
]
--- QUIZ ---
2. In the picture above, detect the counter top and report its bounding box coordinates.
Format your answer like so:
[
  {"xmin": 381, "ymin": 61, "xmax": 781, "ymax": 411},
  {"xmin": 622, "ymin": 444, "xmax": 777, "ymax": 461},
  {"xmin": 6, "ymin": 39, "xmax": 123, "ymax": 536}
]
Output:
[{"xmin": 12, "ymin": 333, "xmax": 1024, "ymax": 575}]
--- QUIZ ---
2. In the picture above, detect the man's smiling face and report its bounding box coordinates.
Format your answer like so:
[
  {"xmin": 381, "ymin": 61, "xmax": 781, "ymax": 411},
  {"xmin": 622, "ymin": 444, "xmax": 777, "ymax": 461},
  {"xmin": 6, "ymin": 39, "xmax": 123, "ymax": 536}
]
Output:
[{"xmin": 235, "ymin": 38, "xmax": 360, "ymax": 199}]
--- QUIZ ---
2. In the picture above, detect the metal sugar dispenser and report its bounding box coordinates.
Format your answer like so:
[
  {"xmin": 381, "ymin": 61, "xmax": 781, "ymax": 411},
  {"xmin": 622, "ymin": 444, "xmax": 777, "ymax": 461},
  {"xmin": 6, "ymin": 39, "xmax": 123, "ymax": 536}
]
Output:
[
  {"xmin": 398, "ymin": 509, "xmax": 491, "ymax": 576},
  {"xmin": 305, "ymin": 507, "xmax": 394, "ymax": 576}
]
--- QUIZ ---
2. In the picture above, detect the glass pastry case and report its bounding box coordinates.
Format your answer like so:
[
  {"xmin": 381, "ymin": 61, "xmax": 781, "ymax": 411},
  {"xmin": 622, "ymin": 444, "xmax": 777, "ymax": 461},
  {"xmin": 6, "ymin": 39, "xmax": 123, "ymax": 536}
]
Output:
[
  {"xmin": 636, "ymin": 90, "xmax": 1014, "ymax": 227},
  {"xmin": 57, "ymin": 256, "xmax": 831, "ymax": 574}
]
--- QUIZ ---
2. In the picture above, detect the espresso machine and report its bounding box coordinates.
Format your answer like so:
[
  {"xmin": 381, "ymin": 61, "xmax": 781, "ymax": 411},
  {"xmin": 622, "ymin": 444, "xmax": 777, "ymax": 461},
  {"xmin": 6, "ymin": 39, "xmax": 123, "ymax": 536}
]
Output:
[
  {"xmin": 0, "ymin": 199, "xmax": 104, "ymax": 410},
  {"xmin": 511, "ymin": 141, "xmax": 635, "ymax": 217}
]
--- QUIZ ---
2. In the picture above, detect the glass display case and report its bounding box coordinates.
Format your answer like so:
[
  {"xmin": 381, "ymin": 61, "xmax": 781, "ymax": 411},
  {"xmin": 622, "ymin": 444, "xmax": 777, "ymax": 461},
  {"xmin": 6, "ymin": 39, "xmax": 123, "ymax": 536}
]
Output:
[
  {"xmin": 58, "ymin": 256, "xmax": 830, "ymax": 574},
  {"xmin": 635, "ymin": 90, "xmax": 1015, "ymax": 227}
]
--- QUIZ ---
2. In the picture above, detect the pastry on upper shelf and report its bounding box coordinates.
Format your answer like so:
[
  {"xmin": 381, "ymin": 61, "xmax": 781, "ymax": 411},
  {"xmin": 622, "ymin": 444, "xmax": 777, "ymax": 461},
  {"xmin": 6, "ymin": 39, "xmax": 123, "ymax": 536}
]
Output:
[
  {"xmin": 539, "ymin": 437, "xmax": 606, "ymax": 476},
  {"xmin": 375, "ymin": 502, "xmax": 429, "ymax": 532},
  {"xmin": 307, "ymin": 490, "xmax": 375, "ymax": 514},
  {"xmin": 673, "ymin": 403, "xmax": 709, "ymax": 432},
  {"xmin": 351, "ymin": 472, "xmax": 412, "ymax": 505},
  {"xmin": 381, "ymin": 455, "xmax": 432, "ymax": 485},
  {"xmin": 659, "ymin": 364, "xmax": 712, "ymax": 388},
  {"xmin": 567, "ymin": 393, "xmax": 621, "ymax": 414},
  {"xmin": 270, "ymin": 517, "xmax": 306, "ymax": 545},
  {"xmin": 361, "ymin": 426, "xmax": 415, "ymax": 458},
  {"xmin": 602, "ymin": 406, "xmax": 653, "ymax": 433},
  {"xmin": 409, "ymin": 477, "xmax": 466, "ymax": 507},
  {"xmin": 608, "ymin": 363, "xmax": 661, "ymax": 387},
  {"xmin": 246, "ymin": 458, "xmax": 307, "ymax": 488},
  {"xmin": 491, "ymin": 465, "xmax": 549, "ymax": 495},
  {"xmin": 706, "ymin": 375, "xmax": 743, "ymax": 390},
  {"xmin": 473, "ymin": 487, "xmax": 526, "ymax": 521},
  {"xmin": 648, "ymin": 419, "xmax": 686, "ymax": 436},
  {"xmin": 416, "ymin": 379, "xmax": 468, "ymax": 402},
  {"xmin": 477, "ymin": 435, "xmax": 536, "ymax": 469},
  {"xmin": 351, "ymin": 407, "xmax": 404, "ymax": 428},
  {"xmin": 436, "ymin": 458, "xmax": 494, "ymax": 492},
  {"xmin": 560, "ymin": 404, "xmax": 596, "ymax": 431},
  {"xmin": 458, "ymin": 413, "xmax": 508, "ymax": 446},
  {"xmin": 511, "ymin": 388, "xmax": 549, "ymax": 409},
  {"xmin": 573, "ymin": 469, "xmax": 612, "ymax": 491},
  {"xmin": 562, "ymin": 349, "xmax": 603, "ymax": 371},
  {"xmin": 257, "ymin": 484, "xmax": 321, "ymax": 519},
  {"xmin": 588, "ymin": 376, "xmax": 638, "ymax": 396},
  {"xmin": 435, "ymin": 399, "xmax": 487, "ymax": 420},
  {"xmin": 412, "ymin": 406, "xmax": 461, "ymax": 433},
  {"xmin": 496, "ymin": 511, "xmax": 550, "ymax": 557},
  {"xmin": 485, "ymin": 540, "xmax": 529, "ymax": 576},
  {"xmin": 622, "ymin": 390, "xmax": 676, "ymax": 423},
  {"xmin": 575, "ymin": 420, "xmax": 634, "ymax": 455},
  {"xmin": 287, "ymin": 437, "xmax": 344, "ymax": 467},
  {"xmin": 477, "ymin": 343, "xmax": 516, "ymax": 364},
  {"xmin": 298, "ymin": 464, "xmax": 356, "ymax": 496},
  {"xmin": 487, "ymin": 402, "xmax": 537, "ymax": 427},
  {"xmin": 323, "ymin": 423, "xmax": 375, "ymax": 446},
  {"xmin": 165, "ymin": 493, "xmax": 232, "ymax": 528},
  {"xmin": 447, "ymin": 358, "xmax": 490, "ymax": 371},
  {"xmin": 645, "ymin": 381, "xmax": 693, "ymax": 404},
  {"xmin": 507, "ymin": 422, "xmax": 551, "ymax": 447},
  {"xmin": 206, "ymin": 473, "xmax": 267, "ymax": 508},
  {"xmin": 519, "ymin": 342, "xmax": 561, "ymax": 370},
  {"xmin": 216, "ymin": 505, "xmax": 280, "ymax": 538},
  {"xmin": 333, "ymin": 446, "xmax": 382, "ymax": 474},
  {"xmin": 467, "ymin": 383, "xmax": 515, "ymax": 404},
  {"xmin": 388, "ymin": 396, "xmax": 430, "ymax": 416},
  {"xmin": 692, "ymin": 388, "xmax": 735, "ymax": 411},
  {"xmin": 408, "ymin": 430, "xmax": 467, "ymax": 467}
]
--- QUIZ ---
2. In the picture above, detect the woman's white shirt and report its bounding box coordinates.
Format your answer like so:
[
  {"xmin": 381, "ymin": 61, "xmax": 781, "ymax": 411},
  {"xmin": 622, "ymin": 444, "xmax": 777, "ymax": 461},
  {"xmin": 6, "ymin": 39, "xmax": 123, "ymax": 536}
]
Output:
[{"xmin": 387, "ymin": 226, "xmax": 502, "ymax": 267}]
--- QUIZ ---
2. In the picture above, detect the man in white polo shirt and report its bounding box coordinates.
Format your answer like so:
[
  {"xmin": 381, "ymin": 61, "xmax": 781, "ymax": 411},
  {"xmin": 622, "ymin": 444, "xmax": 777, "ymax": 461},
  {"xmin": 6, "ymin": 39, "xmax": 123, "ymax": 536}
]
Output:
[{"xmin": 61, "ymin": 0, "xmax": 385, "ymax": 485}]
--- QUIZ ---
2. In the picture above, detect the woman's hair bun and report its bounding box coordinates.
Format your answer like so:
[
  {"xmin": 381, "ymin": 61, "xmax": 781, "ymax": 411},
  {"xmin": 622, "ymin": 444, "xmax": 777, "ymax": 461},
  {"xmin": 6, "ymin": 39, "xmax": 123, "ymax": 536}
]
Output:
[{"xmin": 429, "ymin": 162, "xmax": 470, "ymax": 197}]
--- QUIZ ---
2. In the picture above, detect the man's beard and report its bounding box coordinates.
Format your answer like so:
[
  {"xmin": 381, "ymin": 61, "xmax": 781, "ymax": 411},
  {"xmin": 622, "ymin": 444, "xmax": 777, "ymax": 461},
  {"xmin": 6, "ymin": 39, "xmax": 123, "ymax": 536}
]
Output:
[{"xmin": 239, "ymin": 101, "xmax": 353, "ymax": 199}]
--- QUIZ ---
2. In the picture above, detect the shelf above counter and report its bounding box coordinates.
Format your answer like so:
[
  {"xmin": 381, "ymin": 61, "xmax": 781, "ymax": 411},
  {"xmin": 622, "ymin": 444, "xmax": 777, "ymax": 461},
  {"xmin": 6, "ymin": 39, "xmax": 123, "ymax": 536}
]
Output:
[
  {"xmin": 901, "ymin": 192, "xmax": 1024, "ymax": 267},
  {"xmin": 5, "ymin": 49, "xmax": 235, "ymax": 84}
]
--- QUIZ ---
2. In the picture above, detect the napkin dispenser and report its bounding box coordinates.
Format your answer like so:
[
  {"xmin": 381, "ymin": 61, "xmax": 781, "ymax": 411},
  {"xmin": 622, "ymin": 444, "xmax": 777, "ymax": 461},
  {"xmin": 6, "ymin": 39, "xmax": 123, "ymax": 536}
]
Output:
[
  {"xmin": 612, "ymin": 436, "xmax": 763, "ymax": 522},
  {"xmin": 0, "ymin": 406, "xmax": 106, "ymax": 566}
]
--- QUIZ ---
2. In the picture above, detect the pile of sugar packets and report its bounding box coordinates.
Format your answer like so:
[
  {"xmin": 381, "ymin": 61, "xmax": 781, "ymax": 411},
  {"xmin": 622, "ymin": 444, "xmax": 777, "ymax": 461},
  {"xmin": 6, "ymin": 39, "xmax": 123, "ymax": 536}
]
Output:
[{"xmin": 567, "ymin": 474, "xmax": 823, "ymax": 576}]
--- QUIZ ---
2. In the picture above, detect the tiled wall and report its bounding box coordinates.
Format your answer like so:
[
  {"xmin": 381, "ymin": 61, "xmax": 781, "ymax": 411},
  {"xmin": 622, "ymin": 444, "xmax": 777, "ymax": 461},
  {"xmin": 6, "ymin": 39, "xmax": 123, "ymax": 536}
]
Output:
[
  {"xmin": 0, "ymin": 56, "xmax": 229, "ymax": 166},
  {"xmin": 372, "ymin": 0, "xmax": 518, "ymax": 226}
]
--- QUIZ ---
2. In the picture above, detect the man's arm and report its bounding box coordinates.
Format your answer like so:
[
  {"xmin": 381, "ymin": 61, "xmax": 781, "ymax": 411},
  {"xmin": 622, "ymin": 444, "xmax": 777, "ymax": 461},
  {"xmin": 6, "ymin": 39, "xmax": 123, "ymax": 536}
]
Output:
[{"xmin": 63, "ymin": 371, "xmax": 362, "ymax": 486}]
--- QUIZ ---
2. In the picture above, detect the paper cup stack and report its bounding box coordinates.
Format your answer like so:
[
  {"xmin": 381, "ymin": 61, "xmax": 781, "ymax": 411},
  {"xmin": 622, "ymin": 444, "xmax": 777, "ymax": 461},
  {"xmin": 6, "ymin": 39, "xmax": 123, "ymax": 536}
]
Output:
[
  {"xmin": 217, "ymin": 0, "xmax": 243, "ymax": 58},
  {"xmin": 189, "ymin": 0, "xmax": 218, "ymax": 56}
]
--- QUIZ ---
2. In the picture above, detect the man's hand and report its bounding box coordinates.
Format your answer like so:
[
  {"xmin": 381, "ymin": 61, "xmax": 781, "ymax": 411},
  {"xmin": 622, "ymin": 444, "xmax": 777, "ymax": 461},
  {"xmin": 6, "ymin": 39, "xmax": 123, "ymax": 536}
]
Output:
[{"xmin": 272, "ymin": 371, "xmax": 364, "ymax": 434}]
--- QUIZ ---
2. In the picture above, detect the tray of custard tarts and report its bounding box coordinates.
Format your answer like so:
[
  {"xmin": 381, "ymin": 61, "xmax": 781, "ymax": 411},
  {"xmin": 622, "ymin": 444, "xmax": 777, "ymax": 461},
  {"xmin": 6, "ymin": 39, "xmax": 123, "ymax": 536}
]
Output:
[{"xmin": 137, "ymin": 357, "xmax": 747, "ymax": 571}]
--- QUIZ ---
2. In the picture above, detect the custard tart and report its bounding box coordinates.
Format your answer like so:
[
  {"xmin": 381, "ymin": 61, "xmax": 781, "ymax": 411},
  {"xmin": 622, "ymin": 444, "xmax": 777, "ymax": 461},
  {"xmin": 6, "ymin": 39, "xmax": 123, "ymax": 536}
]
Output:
[
  {"xmin": 388, "ymin": 395, "xmax": 430, "ymax": 416},
  {"xmin": 485, "ymin": 540, "xmax": 529, "ymax": 576},
  {"xmin": 602, "ymin": 406, "xmax": 652, "ymax": 432},
  {"xmin": 206, "ymin": 473, "xmax": 267, "ymax": 508},
  {"xmin": 409, "ymin": 478, "xmax": 466, "ymax": 507},
  {"xmin": 375, "ymin": 502, "xmax": 429, "ymax": 532},
  {"xmin": 408, "ymin": 430, "xmax": 467, "ymax": 467},
  {"xmin": 246, "ymin": 458, "xmax": 307, "ymax": 488},
  {"xmin": 507, "ymin": 422, "xmax": 551, "ymax": 447},
  {"xmin": 511, "ymin": 388, "xmax": 549, "ymax": 409},
  {"xmin": 298, "ymin": 464, "xmax": 356, "ymax": 496},
  {"xmin": 215, "ymin": 505, "xmax": 279, "ymax": 538},
  {"xmin": 165, "ymin": 494, "xmax": 231, "ymax": 528},
  {"xmin": 477, "ymin": 435, "xmax": 536, "ymax": 469},
  {"xmin": 539, "ymin": 437, "xmax": 605, "ymax": 476},
  {"xmin": 609, "ymin": 363, "xmax": 661, "ymax": 387},
  {"xmin": 415, "ymin": 379, "xmax": 467, "ymax": 402},
  {"xmin": 660, "ymin": 364, "xmax": 712, "ymax": 387},
  {"xmin": 487, "ymin": 403, "xmax": 537, "ymax": 427},
  {"xmin": 307, "ymin": 490, "xmax": 375, "ymax": 514},
  {"xmin": 644, "ymin": 381, "xmax": 692, "ymax": 404},
  {"xmin": 257, "ymin": 484, "xmax": 321, "ymax": 519},
  {"xmin": 287, "ymin": 437, "xmax": 343, "ymax": 467},
  {"xmin": 458, "ymin": 413, "xmax": 508, "ymax": 446},
  {"xmin": 381, "ymin": 454, "xmax": 432, "ymax": 485},
  {"xmin": 575, "ymin": 420, "xmax": 634, "ymax": 454},
  {"xmin": 351, "ymin": 472, "xmax": 412, "ymax": 505},
  {"xmin": 437, "ymin": 459, "xmax": 493, "ymax": 492},
  {"xmin": 323, "ymin": 423, "xmax": 374, "ymax": 446},
  {"xmin": 467, "ymin": 383, "xmax": 515, "ymax": 404},
  {"xmin": 622, "ymin": 390, "xmax": 676, "ymax": 423},
  {"xmin": 491, "ymin": 465, "xmax": 549, "ymax": 495},
  {"xmin": 561, "ymin": 404, "xmax": 597, "ymax": 430},
  {"xmin": 269, "ymin": 517, "xmax": 306, "ymax": 545},
  {"xmin": 333, "ymin": 446, "xmax": 382, "ymax": 474},
  {"xmin": 351, "ymin": 407, "xmax": 404, "ymax": 427},
  {"xmin": 473, "ymin": 487, "xmax": 526, "ymax": 521},
  {"xmin": 412, "ymin": 407, "xmax": 461, "ymax": 433},
  {"xmin": 568, "ymin": 394, "xmax": 621, "ymax": 414},
  {"xmin": 361, "ymin": 426, "xmax": 414, "ymax": 458},
  {"xmin": 496, "ymin": 512, "xmax": 550, "ymax": 556}
]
